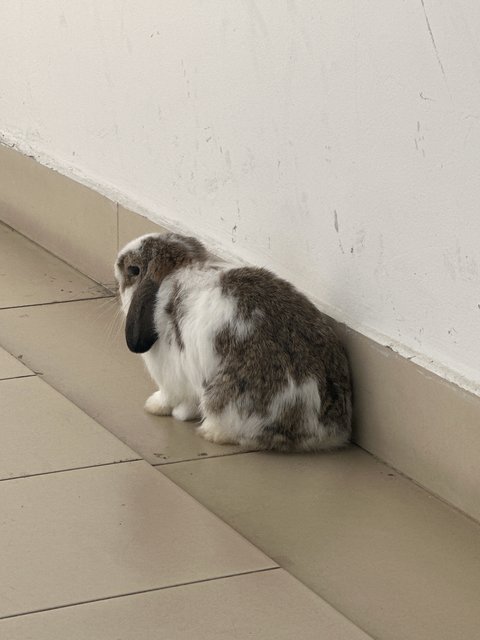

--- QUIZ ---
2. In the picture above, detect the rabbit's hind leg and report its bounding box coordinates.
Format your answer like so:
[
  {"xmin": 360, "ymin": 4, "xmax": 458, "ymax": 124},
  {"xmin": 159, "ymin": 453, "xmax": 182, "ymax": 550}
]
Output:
[
  {"xmin": 172, "ymin": 399, "xmax": 201, "ymax": 422},
  {"xmin": 196, "ymin": 417, "xmax": 239, "ymax": 445}
]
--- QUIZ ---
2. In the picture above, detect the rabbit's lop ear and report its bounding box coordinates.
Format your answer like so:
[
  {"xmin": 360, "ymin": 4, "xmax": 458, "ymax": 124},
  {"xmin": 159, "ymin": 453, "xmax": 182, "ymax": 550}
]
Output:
[{"xmin": 125, "ymin": 277, "xmax": 159, "ymax": 353}]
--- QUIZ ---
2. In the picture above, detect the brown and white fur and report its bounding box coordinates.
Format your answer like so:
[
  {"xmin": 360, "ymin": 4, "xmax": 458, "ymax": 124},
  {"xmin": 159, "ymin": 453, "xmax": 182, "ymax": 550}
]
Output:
[{"xmin": 115, "ymin": 232, "xmax": 352, "ymax": 451}]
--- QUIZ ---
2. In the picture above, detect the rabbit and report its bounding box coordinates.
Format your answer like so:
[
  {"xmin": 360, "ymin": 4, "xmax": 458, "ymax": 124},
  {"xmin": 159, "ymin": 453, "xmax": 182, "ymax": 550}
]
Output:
[{"xmin": 114, "ymin": 232, "xmax": 352, "ymax": 451}]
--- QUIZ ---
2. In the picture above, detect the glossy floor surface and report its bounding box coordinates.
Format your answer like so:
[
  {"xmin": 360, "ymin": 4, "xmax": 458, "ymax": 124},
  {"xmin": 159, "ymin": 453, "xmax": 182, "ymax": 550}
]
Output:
[{"xmin": 1, "ymin": 221, "xmax": 480, "ymax": 639}]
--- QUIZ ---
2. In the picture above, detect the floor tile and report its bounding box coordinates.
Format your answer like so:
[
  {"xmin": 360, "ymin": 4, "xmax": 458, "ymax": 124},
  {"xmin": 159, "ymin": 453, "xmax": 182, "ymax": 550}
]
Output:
[
  {"xmin": 161, "ymin": 447, "xmax": 480, "ymax": 640},
  {"xmin": 0, "ymin": 376, "xmax": 138, "ymax": 480},
  {"xmin": 118, "ymin": 205, "xmax": 166, "ymax": 250},
  {"xmin": 0, "ymin": 461, "xmax": 274, "ymax": 618},
  {"xmin": 0, "ymin": 346, "xmax": 33, "ymax": 380},
  {"xmin": 0, "ymin": 569, "xmax": 371, "ymax": 639},
  {"xmin": 0, "ymin": 222, "xmax": 110, "ymax": 308},
  {"xmin": 0, "ymin": 298, "xmax": 241, "ymax": 463},
  {"xmin": 0, "ymin": 145, "xmax": 118, "ymax": 285}
]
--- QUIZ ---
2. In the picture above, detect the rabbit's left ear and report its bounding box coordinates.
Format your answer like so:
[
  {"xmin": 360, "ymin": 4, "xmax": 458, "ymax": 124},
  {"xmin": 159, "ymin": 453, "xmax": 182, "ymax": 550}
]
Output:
[{"xmin": 125, "ymin": 277, "xmax": 159, "ymax": 353}]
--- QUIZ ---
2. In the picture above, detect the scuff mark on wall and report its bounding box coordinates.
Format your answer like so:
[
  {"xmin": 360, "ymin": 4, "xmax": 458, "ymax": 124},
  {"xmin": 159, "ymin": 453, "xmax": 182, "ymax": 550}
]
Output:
[
  {"xmin": 414, "ymin": 120, "xmax": 426, "ymax": 157},
  {"xmin": 447, "ymin": 328, "xmax": 458, "ymax": 344},
  {"xmin": 419, "ymin": 0, "xmax": 449, "ymax": 87},
  {"xmin": 333, "ymin": 210, "xmax": 345, "ymax": 254},
  {"xmin": 354, "ymin": 228, "xmax": 366, "ymax": 254},
  {"xmin": 419, "ymin": 91, "xmax": 435, "ymax": 101},
  {"xmin": 443, "ymin": 246, "xmax": 478, "ymax": 282},
  {"xmin": 333, "ymin": 211, "xmax": 365, "ymax": 256}
]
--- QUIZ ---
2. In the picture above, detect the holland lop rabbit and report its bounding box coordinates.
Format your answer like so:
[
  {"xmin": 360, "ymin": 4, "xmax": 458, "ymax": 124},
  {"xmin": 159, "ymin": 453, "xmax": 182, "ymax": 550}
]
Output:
[{"xmin": 115, "ymin": 232, "xmax": 352, "ymax": 451}]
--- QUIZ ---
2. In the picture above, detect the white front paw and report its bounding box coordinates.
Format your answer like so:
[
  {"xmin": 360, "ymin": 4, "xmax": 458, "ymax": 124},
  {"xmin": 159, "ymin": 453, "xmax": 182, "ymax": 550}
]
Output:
[
  {"xmin": 144, "ymin": 390, "xmax": 173, "ymax": 416},
  {"xmin": 172, "ymin": 401, "xmax": 200, "ymax": 422}
]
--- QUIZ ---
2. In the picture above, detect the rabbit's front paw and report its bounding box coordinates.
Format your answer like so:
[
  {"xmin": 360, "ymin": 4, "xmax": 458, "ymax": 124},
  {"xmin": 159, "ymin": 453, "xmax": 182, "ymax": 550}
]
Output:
[{"xmin": 144, "ymin": 390, "xmax": 173, "ymax": 416}]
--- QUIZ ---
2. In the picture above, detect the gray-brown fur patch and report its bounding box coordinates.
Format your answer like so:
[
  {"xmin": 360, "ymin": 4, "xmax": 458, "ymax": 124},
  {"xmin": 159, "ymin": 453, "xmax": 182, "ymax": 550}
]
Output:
[
  {"xmin": 116, "ymin": 233, "xmax": 207, "ymax": 293},
  {"xmin": 259, "ymin": 398, "xmax": 306, "ymax": 450},
  {"xmin": 203, "ymin": 267, "xmax": 352, "ymax": 449},
  {"xmin": 164, "ymin": 281, "xmax": 185, "ymax": 350}
]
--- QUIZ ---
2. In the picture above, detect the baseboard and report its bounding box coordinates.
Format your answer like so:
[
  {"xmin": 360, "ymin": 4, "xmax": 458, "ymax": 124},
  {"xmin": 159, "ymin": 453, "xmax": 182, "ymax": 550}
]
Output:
[{"xmin": 2, "ymin": 143, "xmax": 479, "ymax": 522}]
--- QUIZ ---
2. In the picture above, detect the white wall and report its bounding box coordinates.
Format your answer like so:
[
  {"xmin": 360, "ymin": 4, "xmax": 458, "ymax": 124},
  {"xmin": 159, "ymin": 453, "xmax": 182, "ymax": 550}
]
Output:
[{"xmin": 1, "ymin": 1, "xmax": 480, "ymax": 393}]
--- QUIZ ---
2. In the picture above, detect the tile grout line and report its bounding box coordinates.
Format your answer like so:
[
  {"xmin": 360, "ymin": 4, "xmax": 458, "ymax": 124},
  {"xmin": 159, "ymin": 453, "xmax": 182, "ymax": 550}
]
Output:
[
  {"xmin": 0, "ymin": 364, "xmax": 151, "ymax": 469},
  {"xmin": 0, "ymin": 458, "xmax": 143, "ymax": 484},
  {"xmin": 0, "ymin": 567, "xmax": 281, "ymax": 621},
  {"xmin": 0, "ymin": 295, "xmax": 115, "ymax": 311},
  {"xmin": 0, "ymin": 374, "xmax": 37, "ymax": 382}
]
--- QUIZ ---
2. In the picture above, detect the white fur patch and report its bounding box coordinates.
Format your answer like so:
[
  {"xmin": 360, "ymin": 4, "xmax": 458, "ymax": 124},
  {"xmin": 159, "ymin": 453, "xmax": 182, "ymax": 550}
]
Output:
[
  {"xmin": 203, "ymin": 375, "xmax": 330, "ymax": 449},
  {"xmin": 140, "ymin": 266, "xmax": 247, "ymax": 414}
]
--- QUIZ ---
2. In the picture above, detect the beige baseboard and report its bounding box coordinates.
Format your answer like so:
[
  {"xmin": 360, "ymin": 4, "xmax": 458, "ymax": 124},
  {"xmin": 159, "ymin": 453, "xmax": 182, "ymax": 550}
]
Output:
[{"xmin": 2, "ymin": 143, "xmax": 480, "ymax": 522}]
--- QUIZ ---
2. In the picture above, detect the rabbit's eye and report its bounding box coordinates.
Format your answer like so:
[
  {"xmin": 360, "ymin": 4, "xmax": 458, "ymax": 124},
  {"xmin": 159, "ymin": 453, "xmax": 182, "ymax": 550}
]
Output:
[{"xmin": 127, "ymin": 265, "xmax": 140, "ymax": 277}]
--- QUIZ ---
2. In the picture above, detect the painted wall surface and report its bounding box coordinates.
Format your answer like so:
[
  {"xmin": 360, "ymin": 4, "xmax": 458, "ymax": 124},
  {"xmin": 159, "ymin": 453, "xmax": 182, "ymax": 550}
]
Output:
[{"xmin": 1, "ymin": 1, "xmax": 480, "ymax": 392}]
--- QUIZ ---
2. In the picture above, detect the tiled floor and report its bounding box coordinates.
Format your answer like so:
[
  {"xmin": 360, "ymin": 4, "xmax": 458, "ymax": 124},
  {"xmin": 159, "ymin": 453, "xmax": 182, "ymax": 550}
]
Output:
[
  {"xmin": 0, "ymin": 223, "xmax": 371, "ymax": 639},
  {"xmin": 1, "ymin": 221, "xmax": 480, "ymax": 639}
]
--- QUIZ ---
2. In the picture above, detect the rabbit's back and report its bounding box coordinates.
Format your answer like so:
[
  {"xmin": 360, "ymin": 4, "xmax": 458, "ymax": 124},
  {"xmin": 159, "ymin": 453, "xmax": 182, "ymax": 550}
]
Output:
[{"xmin": 200, "ymin": 266, "xmax": 352, "ymax": 450}]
